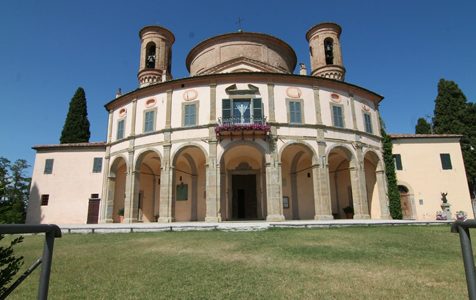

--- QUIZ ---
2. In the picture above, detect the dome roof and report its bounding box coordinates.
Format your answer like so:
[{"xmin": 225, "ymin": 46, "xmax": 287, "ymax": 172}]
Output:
[{"xmin": 186, "ymin": 32, "xmax": 297, "ymax": 76}]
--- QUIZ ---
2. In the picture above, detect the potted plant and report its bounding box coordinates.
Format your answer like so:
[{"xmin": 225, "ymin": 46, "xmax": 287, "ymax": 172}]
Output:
[
  {"xmin": 436, "ymin": 211, "xmax": 447, "ymax": 220},
  {"xmin": 118, "ymin": 208, "xmax": 125, "ymax": 223},
  {"xmin": 343, "ymin": 206, "xmax": 354, "ymax": 219},
  {"xmin": 456, "ymin": 211, "xmax": 467, "ymax": 221}
]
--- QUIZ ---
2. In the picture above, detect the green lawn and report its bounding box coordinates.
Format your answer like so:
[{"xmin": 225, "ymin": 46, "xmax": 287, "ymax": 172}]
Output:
[{"xmin": 4, "ymin": 225, "xmax": 470, "ymax": 299}]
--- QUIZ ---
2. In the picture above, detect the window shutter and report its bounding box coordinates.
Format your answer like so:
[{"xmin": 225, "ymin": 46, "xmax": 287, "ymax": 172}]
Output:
[
  {"xmin": 253, "ymin": 98, "xmax": 263, "ymax": 123},
  {"xmin": 222, "ymin": 99, "xmax": 231, "ymax": 123},
  {"xmin": 440, "ymin": 153, "xmax": 452, "ymax": 170}
]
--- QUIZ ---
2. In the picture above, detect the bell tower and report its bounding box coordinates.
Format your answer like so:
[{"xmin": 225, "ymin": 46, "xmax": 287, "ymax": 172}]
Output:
[
  {"xmin": 306, "ymin": 23, "xmax": 345, "ymax": 81},
  {"xmin": 138, "ymin": 26, "xmax": 175, "ymax": 88}
]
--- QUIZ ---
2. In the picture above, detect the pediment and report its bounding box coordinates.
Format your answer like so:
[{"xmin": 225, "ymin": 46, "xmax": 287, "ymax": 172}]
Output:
[{"xmin": 198, "ymin": 56, "xmax": 288, "ymax": 75}]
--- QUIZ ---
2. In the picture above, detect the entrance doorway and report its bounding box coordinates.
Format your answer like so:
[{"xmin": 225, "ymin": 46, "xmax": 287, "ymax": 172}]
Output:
[
  {"xmin": 87, "ymin": 199, "xmax": 100, "ymax": 224},
  {"xmin": 232, "ymin": 175, "xmax": 257, "ymax": 219}
]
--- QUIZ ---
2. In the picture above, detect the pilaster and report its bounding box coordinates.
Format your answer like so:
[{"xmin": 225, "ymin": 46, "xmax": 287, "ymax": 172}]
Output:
[
  {"xmin": 265, "ymin": 146, "xmax": 285, "ymax": 221},
  {"xmin": 350, "ymin": 144, "xmax": 370, "ymax": 219},
  {"xmin": 267, "ymin": 83, "xmax": 276, "ymax": 122},
  {"xmin": 349, "ymin": 93, "xmax": 358, "ymax": 131},
  {"xmin": 313, "ymin": 142, "xmax": 334, "ymax": 220},
  {"xmin": 158, "ymin": 144, "xmax": 173, "ymax": 222},
  {"xmin": 376, "ymin": 169, "xmax": 391, "ymax": 219},
  {"xmin": 165, "ymin": 90, "xmax": 173, "ymax": 129}
]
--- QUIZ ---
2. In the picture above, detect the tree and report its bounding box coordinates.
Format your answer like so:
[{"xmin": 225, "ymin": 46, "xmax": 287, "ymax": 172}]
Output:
[
  {"xmin": 0, "ymin": 158, "xmax": 30, "ymax": 224},
  {"xmin": 432, "ymin": 79, "xmax": 476, "ymax": 197},
  {"xmin": 433, "ymin": 79, "xmax": 468, "ymax": 135},
  {"xmin": 415, "ymin": 118, "xmax": 431, "ymax": 134},
  {"xmin": 380, "ymin": 119, "xmax": 402, "ymax": 219},
  {"xmin": 0, "ymin": 235, "xmax": 23, "ymax": 296},
  {"xmin": 60, "ymin": 87, "xmax": 91, "ymax": 144}
]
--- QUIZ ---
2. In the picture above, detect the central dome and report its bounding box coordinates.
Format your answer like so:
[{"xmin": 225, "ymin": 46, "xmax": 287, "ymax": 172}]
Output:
[{"xmin": 186, "ymin": 32, "xmax": 297, "ymax": 76}]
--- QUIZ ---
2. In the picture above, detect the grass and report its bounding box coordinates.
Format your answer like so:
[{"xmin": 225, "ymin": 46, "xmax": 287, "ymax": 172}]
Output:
[{"xmin": 3, "ymin": 225, "xmax": 471, "ymax": 299}]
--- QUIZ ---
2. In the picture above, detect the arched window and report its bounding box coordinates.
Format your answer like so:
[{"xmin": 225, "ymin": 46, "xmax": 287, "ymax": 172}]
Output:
[
  {"xmin": 146, "ymin": 43, "xmax": 156, "ymax": 69},
  {"xmin": 324, "ymin": 38, "xmax": 334, "ymax": 65}
]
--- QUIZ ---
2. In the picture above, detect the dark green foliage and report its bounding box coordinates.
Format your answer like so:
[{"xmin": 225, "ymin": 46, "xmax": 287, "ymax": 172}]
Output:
[
  {"xmin": 415, "ymin": 118, "xmax": 432, "ymax": 134},
  {"xmin": 0, "ymin": 158, "xmax": 30, "ymax": 224},
  {"xmin": 433, "ymin": 79, "xmax": 468, "ymax": 135},
  {"xmin": 432, "ymin": 79, "xmax": 476, "ymax": 197},
  {"xmin": 380, "ymin": 119, "xmax": 402, "ymax": 219},
  {"xmin": 0, "ymin": 235, "xmax": 24, "ymax": 295},
  {"xmin": 60, "ymin": 87, "xmax": 90, "ymax": 144}
]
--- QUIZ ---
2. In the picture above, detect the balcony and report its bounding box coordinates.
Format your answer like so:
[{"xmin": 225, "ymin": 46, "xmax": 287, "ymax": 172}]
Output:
[{"xmin": 215, "ymin": 117, "xmax": 271, "ymax": 141}]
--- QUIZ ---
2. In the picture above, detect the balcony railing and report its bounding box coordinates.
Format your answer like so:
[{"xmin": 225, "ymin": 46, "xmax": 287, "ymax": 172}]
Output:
[{"xmin": 215, "ymin": 117, "xmax": 270, "ymax": 140}]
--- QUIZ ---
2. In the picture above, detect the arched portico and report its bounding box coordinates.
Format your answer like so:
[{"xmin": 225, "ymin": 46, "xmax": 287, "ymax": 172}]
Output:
[
  {"xmin": 134, "ymin": 150, "xmax": 161, "ymax": 222},
  {"xmin": 220, "ymin": 143, "xmax": 267, "ymax": 220},
  {"xmin": 171, "ymin": 146, "xmax": 207, "ymax": 221},
  {"xmin": 106, "ymin": 156, "xmax": 127, "ymax": 223},
  {"xmin": 327, "ymin": 145, "xmax": 370, "ymax": 219},
  {"xmin": 364, "ymin": 150, "xmax": 391, "ymax": 219},
  {"xmin": 280, "ymin": 143, "xmax": 315, "ymax": 220}
]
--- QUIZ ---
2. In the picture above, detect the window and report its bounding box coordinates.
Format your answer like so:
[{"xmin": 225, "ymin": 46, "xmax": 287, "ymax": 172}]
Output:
[
  {"xmin": 393, "ymin": 154, "xmax": 403, "ymax": 170},
  {"xmin": 41, "ymin": 194, "xmax": 49, "ymax": 206},
  {"xmin": 288, "ymin": 101, "xmax": 302, "ymax": 124},
  {"xmin": 222, "ymin": 98, "xmax": 263, "ymax": 124},
  {"xmin": 144, "ymin": 110, "xmax": 155, "ymax": 133},
  {"xmin": 440, "ymin": 153, "xmax": 452, "ymax": 170},
  {"xmin": 90, "ymin": 193, "xmax": 99, "ymax": 199},
  {"xmin": 363, "ymin": 113, "xmax": 373, "ymax": 134},
  {"xmin": 92, "ymin": 157, "xmax": 103, "ymax": 173},
  {"xmin": 117, "ymin": 119, "xmax": 125, "ymax": 140},
  {"xmin": 331, "ymin": 105, "xmax": 344, "ymax": 128},
  {"xmin": 324, "ymin": 38, "xmax": 334, "ymax": 65},
  {"xmin": 183, "ymin": 103, "xmax": 197, "ymax": 126},
  {"xmin": 44, "ymin": 159, "xmax": 54, "ymax": 174}
]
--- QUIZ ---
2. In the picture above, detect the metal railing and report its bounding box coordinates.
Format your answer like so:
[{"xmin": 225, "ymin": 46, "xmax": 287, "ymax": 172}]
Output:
[
  {"xmin": 0, "ymin": 224, "xmax": 62, "ymax": 300},
  {"xmin": 217, "ymin": 116, "xmax": 267, "ymax": 125},
  {"xmin": 451, "ymin": 220, "xmax": 476, "ymax": 299}
]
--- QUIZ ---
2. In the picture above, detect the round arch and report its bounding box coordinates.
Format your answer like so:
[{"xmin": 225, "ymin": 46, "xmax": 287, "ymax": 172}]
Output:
[
  {"xmin": 109, "ymin": 155, "xmax": 128, "ymax": 177},
  {"xmin": 171, "ymin": 142, "xmax": 208, "ymax": 167},
  {"xmin": 135, "ymin": 148, "xmax": 162, "ymax": 172},
  {"xmin": 278, "ymin": 140, "xmax": 318, "ymax": 164},
  {"xmin": 218, "ymin": 140, "xmax": 267, "ymax": 165}
]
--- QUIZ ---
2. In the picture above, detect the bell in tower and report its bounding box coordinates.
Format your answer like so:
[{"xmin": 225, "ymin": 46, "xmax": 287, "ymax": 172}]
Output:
[
  {"xmin": 306, "ymin": 23, "xmax": 345, "ymax": 81},
  {"xmin": 137, "ymin": 25, "xmax": 175, "ymax": 88}
]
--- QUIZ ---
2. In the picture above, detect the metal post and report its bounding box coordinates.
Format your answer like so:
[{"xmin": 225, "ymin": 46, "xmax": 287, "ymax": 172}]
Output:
[
  {"xmin": 38, "ymin": 230, "xmax": 56, "ymax": 300},
  {"xmin": 457, "ymin": 225, "xmax": 476, "ymax": 299}
]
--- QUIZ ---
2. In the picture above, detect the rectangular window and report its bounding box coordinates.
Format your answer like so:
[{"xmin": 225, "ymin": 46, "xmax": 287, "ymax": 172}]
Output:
[
  {"xmin": 289, "ymin": 101, "xmax": 302, "ymax": 124},
  {"xmin": 90, "ymin": 193, "xmax": 99, "ymax": 199},
  {"xmin": 44, "ymin": 159, "xmax": 54, "ymax": 174},
  {"xmin": 92, "ymin": 157, "xmax": 103, "ymax": 173},
  {"xmin": 184, "ymin": 104, "xmax": 197, "ymax": 126},
  {"xmin": 41, "ymin": 194, "xmax": 49, "ymax": 206},
  {"xmin": 440, "ymin": 153, "xmax": 452, "ymax": 170},
  {"xmin": 332, "ymin": 105, "xmax": 344, "ymax": 128},
  {"xmin": 393, "ymin": 154, "xmax": 403, "ymax": 170},
  {"xmin": 144, "ymin": 110, "xmax": 155, "ymax": 133},
  {"xmin": 117, "ymin": 119, "xmax": 125, "ymax": 140},
  {"xmin": 221, "ymin": 98, "xmax": 263, "ymax": 124},
  {"xmin": 364, "ymin": 113, "xmax": 373, "ymax": 134}
]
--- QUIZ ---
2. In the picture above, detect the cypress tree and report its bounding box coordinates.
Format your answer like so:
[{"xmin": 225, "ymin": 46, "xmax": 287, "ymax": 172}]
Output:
[
  {"xmin": 60, "ymin": 87, "xmax": 90, "ymax": 143},
  {"xmin": 432, "ymin": 79, "xmax": 476, "ymax": 198},
  {"xmin": 432, "ymin": 79, "xmax": 467, "ymax": 135},
  {"xmin": 380, "ymin": 119, "xmax": 402, "ymax": 219},
  {"xmin": 415, "ymin": 118, "xmax": 432, "ymax": 134}
]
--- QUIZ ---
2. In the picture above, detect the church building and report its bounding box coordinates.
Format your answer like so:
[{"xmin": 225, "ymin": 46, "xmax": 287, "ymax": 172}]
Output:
[{"xmin": 26, "ymin": 23, "xmax": 473, "ymax": 224}]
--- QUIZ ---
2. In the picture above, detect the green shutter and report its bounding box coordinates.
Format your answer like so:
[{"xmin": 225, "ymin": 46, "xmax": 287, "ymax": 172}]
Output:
[
  {"xmin": 222, "ymin": 99, "xmax": 231, "ymax": 123},
  {"xmin": 253, "ymin": 98, "xmax": 263, "ymax": 123}
]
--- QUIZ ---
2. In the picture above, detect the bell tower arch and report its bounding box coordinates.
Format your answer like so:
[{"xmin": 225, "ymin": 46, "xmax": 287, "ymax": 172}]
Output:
[
  {"xmin": 138, "ymin": 25, "xmax": 175, "ymax": 87},
  {"xmin": 306, "ymin": 23, "xmax": 345, "ymax": 81}
]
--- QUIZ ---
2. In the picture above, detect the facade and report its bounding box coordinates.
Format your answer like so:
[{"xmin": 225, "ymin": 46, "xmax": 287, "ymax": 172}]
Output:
[
  {"xmin": 26, "ymin": 23, "xmax": 472, "ymax": 224},
  {"xmin": 390, "ymin": 134, "xmax": 473, "ymax": 220}
]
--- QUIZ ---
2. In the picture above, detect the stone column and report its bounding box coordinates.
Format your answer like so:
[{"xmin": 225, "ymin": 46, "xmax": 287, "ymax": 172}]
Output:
[
  {"xmin": 313, "ymin": 142, "xmax": 334, "ymax": 220},
  {"xmin": 104, "ymin": 176, "xmax": 115, "ymax": 223},
  {"xmin": 205, "ymin": 140, "xmax": 221, "ymax": 222},
  {"xmin": 265, "ymin": 144, "xmax": 285, "ymax": 221},
  {"xmin": 158, "ymin": 144, "xmax": 173, "ymax": 222},
  {"xmin": 350, "ymin": 145, "xmax": 370, "ymax": 219},
  {"xmin": 100, "ymin": 146, "xmax": 111, "ymax": 223},
  {"xmin": 376, "ymin": 169, "xmax": 391, "ymax": 219},
  {"xmin": 124, "ymin": 150, "xmax": 140, "ymax": 223}
]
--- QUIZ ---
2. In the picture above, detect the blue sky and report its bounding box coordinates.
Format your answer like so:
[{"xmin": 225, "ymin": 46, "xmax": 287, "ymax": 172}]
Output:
[{"xmin": 1, "ymin": 0, "xmax": 475, "ymax": 172}]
